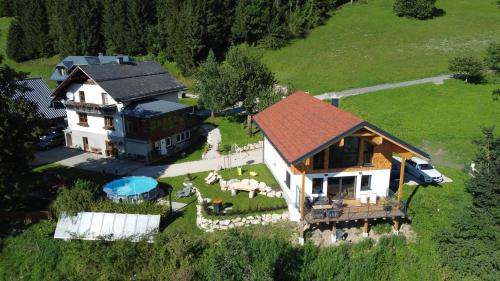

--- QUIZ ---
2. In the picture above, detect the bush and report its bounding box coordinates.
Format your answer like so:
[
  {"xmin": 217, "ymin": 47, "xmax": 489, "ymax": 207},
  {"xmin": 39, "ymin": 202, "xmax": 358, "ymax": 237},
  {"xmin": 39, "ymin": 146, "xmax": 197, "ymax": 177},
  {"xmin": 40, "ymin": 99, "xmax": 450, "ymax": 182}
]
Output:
[
  {"xmin": 50, "ymin": 179, "xmax": 100, "ymax": 217},
  {"xmin": 90, "ymin": 200, "xmax": 169, "ymax": 216},
  {"xmin": 485, "ymin": 42, "xmax": 500, "ymax": 71},
  {"xmin": 393, "ymin": 0, "xmax": 436, "ymax": 19},
  {"xmin": 449, "ymin": 56, "xmax": 485, "ymax": 83}
]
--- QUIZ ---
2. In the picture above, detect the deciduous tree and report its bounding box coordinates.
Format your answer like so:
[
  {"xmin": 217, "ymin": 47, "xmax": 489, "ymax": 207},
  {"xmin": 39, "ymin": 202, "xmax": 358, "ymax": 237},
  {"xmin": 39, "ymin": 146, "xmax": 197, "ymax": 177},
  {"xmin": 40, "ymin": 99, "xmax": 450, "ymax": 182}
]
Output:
[
  {"xmin": 484, "ymin": 42, "xmax": 500, "ymax": 71},
  {"xmin": 449, "ymin": 56, "xmax": 485, "ymax": 83},
  {"xmin": 0, "ymin": 57, "xmax": 41, "ymax": 209}
]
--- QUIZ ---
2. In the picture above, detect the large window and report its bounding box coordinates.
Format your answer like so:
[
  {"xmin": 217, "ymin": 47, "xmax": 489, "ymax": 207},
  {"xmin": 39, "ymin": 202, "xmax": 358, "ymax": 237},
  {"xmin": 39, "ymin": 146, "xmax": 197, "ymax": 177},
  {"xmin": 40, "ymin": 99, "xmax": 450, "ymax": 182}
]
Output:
[
  {"xmin": 312, "ymin": 150, "xmax": 325, "ymax": 170},
  {"xmin": 312, "ymin": 178, "xmax": 324, "ymax": 194},
  {"xmin": 363, "ymin": 141, "xmax": 374, "ymax": 166},
  {"xmin": 360, "ymin": 175, "xmax": 372, "ymax": 191},
  {"xmin": 331, "ymin": 137, "xmax": 360, "ymax": 168}
]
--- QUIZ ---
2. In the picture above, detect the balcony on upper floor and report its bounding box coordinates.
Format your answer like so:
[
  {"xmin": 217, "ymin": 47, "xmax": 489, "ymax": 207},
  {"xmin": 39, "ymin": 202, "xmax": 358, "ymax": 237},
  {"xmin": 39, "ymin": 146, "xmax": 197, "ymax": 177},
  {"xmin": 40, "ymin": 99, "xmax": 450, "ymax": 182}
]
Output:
[{"xmin": 64, "ymin": 100, "xmax": 117, "ymax": 115}]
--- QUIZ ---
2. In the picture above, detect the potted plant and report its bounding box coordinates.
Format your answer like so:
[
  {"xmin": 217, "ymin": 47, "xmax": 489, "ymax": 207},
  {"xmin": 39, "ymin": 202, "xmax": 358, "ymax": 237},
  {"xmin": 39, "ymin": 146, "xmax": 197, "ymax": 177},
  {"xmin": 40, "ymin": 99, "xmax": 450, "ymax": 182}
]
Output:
[
  {"xmin": 383, "ymin": 197, "xmax": 394, "ymax": 212},
  {"xmin": 212, "ymin": 198, "xmax": 224, "ymax": 214}
]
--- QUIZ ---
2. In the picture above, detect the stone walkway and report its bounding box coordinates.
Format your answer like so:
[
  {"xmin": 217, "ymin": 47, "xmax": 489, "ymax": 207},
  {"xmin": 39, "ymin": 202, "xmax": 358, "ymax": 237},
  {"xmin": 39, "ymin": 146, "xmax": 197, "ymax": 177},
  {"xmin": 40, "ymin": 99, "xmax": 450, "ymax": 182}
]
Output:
[
  {"xmin": 202, "ymin": 124, "xmax": 222, "ymax": 160},
  {"xmin": 315, "ymin": 74, "xmax": 452, "ymax": 100}
]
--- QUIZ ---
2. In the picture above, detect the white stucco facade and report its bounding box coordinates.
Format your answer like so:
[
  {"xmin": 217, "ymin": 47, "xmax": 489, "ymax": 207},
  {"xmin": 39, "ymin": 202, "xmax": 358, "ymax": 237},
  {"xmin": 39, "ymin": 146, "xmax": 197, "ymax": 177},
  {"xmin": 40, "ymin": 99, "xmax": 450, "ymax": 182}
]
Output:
[{"xmin": 263, "ymin": 137, "xmax": 392, "ymax": 222}]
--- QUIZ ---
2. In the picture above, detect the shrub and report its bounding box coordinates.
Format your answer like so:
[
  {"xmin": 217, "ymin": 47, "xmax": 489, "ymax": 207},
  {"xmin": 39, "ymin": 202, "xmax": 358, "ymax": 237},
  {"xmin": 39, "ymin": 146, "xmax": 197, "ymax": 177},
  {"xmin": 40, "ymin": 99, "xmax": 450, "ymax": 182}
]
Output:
[
  {"xmin": 50, "ymin": 179, "xmax": 100, "ymax": 217},
  {"xmin": 484, "ymin": 42, "xmax": 500, "ymax": 71},
  {"xmin": 393, "ymin": 0, "xmax": 436, "ymax": 20},
  {"xmin": 449, "ymin": 56, "xmax": 485, "ymax": 83},
  {"xmin": 89, "ymin": 200, "xmax": 169, "ymax": 216}
]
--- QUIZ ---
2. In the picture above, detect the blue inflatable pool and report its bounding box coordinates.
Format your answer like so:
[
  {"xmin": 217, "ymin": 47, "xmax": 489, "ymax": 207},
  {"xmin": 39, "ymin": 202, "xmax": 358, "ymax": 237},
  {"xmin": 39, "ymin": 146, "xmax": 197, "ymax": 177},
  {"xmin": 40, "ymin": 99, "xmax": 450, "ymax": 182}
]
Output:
[{"xmin": 103, "ymin": 176, "xmax": 159, "ymax": 202}]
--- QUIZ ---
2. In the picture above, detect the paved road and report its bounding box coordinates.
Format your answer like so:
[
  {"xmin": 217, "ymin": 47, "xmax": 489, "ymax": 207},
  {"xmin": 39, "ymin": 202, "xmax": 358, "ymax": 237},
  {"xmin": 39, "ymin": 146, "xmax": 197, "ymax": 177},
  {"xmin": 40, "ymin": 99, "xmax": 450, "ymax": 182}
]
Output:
[{"xmin": 315, "ymin": 74, "xmax": 452, "ymax": 100}]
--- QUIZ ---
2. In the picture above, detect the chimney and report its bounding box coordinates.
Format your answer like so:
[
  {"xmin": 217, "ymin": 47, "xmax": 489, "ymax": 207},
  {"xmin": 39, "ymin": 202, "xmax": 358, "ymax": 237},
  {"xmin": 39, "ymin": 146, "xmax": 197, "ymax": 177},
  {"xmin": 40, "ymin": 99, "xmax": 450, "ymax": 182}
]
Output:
[
  {"xmin": 331, "ymin": 94, "xmax": 340, "ymax": 107},
  {"xmin": 116, "ymin": 57, "xmax": 123, "ymax": 64}
]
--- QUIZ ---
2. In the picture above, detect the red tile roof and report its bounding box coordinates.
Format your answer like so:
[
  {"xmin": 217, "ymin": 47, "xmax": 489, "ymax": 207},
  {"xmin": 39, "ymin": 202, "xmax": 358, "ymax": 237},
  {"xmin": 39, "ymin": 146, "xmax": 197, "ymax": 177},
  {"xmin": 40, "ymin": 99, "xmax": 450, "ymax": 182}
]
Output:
[{"xmin": 253, "ymin": 91, "xmax": 364, "ymax": 164}]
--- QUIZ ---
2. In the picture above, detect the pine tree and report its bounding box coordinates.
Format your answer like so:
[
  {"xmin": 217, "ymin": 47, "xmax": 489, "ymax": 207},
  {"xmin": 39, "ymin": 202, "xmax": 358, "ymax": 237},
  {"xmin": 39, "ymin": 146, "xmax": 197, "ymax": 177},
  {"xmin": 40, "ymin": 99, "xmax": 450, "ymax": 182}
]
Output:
[
  {"xmin": 231, "ymin": 0, "xmax": 271, "ymax": 44},
  {"xmin": 6, "ymin": 19, "xmax": 27, "ymax": 62},
  {"xmin": 194, "ymin": 50, "xmax": 229, "ymax": 118},
  {"xmin": 47, "ymin": 0, "xmax": 103, "ymax": 56},
  {"xmin": 15, "ymin": 0, "xmax": 52, "ymax": 59},
  {"xmin": 126, "ymin": 0, "xmax": 156, "ymax": 55},
  {"xmin": 203, "ymin": 0, "xmax": 235, "ymax": 58},
  {"xmin": 103, "ymin": 0, "xmax": 128, "ymax": 54},
  {"xmin": 163, "ymin": 0, "xmax": 205, "ymax": 74}
]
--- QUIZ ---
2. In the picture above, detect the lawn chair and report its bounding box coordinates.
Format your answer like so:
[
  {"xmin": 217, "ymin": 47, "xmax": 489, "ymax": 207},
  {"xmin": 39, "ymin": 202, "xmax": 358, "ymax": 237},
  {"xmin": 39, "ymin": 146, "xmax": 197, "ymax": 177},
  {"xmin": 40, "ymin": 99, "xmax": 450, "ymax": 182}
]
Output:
[
  {"xmin": 360, "ymin": 194, "xmax": 368, "ymax": 204},
  {"xmin": 369, "ymin": 193, "xmax": 377, "ymax": 205},
  {"xmin": 176, "ymin": 183, "xmax": 192, "ymax": 198}
]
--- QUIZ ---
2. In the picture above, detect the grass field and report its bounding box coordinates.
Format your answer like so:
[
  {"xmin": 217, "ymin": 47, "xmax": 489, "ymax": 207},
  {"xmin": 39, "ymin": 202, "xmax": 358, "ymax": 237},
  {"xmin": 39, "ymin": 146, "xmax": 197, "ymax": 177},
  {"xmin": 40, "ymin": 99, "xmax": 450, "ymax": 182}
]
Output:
[
  {"xmin": 261, "ymin": 0, "xmax": 500, "ymax": 94},
  {"xmin": 208, "ymin": 117, "xmax": 263, "ymax": 152},
  {"xmin": 341, "ymin": 79, "xmax": 500, "ymax": 168}
]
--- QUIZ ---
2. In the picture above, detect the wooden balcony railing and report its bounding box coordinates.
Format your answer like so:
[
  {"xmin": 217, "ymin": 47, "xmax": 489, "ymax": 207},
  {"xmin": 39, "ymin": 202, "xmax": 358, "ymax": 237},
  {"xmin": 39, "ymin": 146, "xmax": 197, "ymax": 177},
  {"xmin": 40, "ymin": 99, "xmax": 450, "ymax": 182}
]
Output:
[
  {"xmin": 65, "ymin": 101, "xmax": 117, "ymax": 115},
  {"xmin": 304, "ymin": 198, "xmax": 406, "ymax": 224}
]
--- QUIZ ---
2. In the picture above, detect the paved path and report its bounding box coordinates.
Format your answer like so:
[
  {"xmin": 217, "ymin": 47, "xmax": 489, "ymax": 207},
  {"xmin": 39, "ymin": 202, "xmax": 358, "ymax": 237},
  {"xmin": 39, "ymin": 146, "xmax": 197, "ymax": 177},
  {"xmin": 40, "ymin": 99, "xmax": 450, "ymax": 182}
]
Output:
[
  {"xmin": 202, "ymin": 124, "xmax": 222, "ymax": 160},
  {"xmin": 35, "ymin": 147, "xmax": 263, "ymax": 178},
  {"xmin": 133, "ymin": 148, "xmax": 263, "ymax": 178},
  {"xmin": 315, "ymin": 74, "xmax": 452, "ymax": 100}
]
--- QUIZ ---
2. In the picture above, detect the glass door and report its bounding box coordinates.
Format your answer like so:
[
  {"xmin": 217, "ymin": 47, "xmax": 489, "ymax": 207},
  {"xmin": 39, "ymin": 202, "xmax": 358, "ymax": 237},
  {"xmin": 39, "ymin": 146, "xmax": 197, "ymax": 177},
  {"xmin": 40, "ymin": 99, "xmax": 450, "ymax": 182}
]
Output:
[{"xmin": 327, "ymin": 176, "xmax": 356, "ymax": 199}]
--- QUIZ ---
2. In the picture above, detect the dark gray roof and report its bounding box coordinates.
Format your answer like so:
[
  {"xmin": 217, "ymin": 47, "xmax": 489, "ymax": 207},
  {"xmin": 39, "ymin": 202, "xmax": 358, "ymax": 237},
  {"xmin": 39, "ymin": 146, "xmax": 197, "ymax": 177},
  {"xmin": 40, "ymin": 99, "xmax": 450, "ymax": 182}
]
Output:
[
  {"xmin": 78, "ymin": 61, "xmax": 185, "ymax": 102},
  {"xmin": 50, "ymin": 54, "xmax": 130, "ymax": 82},
  {"xmin": 122, "ymin": 99, "xmax": 190, "ymax": 118},
  {"xmin": 14, "ymin": 78, "xmax": 66, "ymax": 120}
]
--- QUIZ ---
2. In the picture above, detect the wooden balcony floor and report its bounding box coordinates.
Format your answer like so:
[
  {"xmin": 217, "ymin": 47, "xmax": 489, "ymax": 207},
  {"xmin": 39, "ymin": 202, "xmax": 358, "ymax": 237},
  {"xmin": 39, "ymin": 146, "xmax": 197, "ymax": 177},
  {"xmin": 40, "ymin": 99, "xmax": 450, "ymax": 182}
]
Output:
[{"xmin": 304, "ymin": 199, "xmax": 405, "ymax": 224}]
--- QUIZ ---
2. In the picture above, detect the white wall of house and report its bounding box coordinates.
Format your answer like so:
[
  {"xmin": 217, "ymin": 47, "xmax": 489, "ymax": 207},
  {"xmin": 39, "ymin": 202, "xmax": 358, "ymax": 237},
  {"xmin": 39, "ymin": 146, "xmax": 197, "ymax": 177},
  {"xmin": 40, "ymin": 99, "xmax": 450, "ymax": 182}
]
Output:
[
  {"xmin": 64, "ymin": 83, "xmax": 125, "ymax": 154},
  {"xmin": 263, "ymin": 136, "xmax": 392, "ymax": 222}
]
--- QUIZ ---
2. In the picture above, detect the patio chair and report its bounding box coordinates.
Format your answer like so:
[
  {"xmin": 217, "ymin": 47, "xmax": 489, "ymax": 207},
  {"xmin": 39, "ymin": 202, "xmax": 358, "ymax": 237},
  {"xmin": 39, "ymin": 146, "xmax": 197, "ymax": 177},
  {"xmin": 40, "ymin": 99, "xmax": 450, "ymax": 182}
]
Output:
[
  {"xmin": 369, "ymin": 193, "xmax": 377, "ymax": 205},
  {"xmin": 176, "ymin": 184, "xmax": 192, "ymax": 198},
  {"xmin": 326, "ymin": 208, "xmax": 342, "ymax": 218},
  {"xmin": 312, "ymin": 209, "xmax": 325, "ymax": 220},
  {"xmin": 360, "ymin": 194, "xmax": 368, "ymax": 204}
]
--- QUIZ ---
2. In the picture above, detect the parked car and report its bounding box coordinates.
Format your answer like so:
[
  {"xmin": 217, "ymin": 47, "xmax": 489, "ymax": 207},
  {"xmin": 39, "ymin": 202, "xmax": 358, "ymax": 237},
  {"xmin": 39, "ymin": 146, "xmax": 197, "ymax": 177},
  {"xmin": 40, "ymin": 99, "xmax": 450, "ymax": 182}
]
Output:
[
  {"xmin": 405, "ymin": 157, "xmax": 443, "ymax": 183},
  {"xmin": 36, "ymin": 128, "xmax": 64, "ymax": 150}
]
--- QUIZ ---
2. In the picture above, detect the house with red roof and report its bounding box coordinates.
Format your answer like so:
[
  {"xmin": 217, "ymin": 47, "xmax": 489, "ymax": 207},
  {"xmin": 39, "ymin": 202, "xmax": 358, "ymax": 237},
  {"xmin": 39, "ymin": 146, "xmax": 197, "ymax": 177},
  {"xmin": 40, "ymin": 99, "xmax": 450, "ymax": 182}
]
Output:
[{"xmin": 253, "ymin": 92, "xmax": 429, "ymax": 243}]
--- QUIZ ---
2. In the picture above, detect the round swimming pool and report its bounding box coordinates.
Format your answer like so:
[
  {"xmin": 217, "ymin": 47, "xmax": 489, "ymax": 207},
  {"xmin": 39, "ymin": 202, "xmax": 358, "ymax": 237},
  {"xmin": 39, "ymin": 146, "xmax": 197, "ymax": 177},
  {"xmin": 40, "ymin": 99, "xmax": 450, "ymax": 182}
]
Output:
[{"xmin": 103, "ymin": 176, "xmax": 159, "ymax": 203}]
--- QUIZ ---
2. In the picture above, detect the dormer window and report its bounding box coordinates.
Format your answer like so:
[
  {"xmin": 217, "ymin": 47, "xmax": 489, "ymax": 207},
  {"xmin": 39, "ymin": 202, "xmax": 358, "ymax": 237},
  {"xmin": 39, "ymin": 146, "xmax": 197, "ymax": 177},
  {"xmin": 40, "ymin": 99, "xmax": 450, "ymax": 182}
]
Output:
[
  {"xmin": 79, "ymin": 91, "xmax": 85, "ymax": 103},
  {"xmin": 58, "ymin": 67, "xmax": 66, "ymax": 76},
  {"xmin": 102, "ymin": 93, "xmax": 109, "ymax": 105}
]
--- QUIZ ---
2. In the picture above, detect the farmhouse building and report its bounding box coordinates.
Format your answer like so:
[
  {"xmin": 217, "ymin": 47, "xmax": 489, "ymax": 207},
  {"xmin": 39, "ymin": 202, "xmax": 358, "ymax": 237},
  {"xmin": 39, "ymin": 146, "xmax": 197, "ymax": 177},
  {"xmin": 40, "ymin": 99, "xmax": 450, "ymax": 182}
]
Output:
[
  {"xmin": 50, "ymin": 54, "xmax": 130, "ymax": 84},
  {"xmin": 53, "ymin": 61, "xmax": 199, "ymax": 163},
  {"xmin": 14, "ymin": 78, "xmax": 66, "ymax": 128}
]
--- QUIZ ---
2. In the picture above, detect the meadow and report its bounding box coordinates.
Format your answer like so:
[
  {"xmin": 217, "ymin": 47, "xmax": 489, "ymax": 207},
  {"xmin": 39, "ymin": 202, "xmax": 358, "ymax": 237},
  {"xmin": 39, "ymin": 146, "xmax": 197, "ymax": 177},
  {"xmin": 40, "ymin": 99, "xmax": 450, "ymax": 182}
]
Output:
[{"xmin": 261, "ymin": 0, "xmax": 500, "ymax": 94}]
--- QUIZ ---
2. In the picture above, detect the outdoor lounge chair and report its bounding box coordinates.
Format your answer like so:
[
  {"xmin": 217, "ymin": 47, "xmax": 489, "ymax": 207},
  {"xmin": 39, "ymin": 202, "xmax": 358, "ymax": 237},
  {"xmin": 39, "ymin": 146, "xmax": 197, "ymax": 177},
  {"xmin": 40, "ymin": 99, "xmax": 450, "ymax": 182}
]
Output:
[
  {"xmin": 312, "ymin": 210, "xmax": 325, "ymax": 220},
  {"xmin": 176, "ymin": 183, "xmax": 192, "ymax": 198}
]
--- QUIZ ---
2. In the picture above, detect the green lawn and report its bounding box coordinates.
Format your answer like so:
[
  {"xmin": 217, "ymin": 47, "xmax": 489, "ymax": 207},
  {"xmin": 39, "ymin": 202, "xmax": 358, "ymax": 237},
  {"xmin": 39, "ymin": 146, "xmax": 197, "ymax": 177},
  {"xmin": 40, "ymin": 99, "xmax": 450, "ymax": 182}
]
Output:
[
  {"xmin": 341, "ymin": 79, "xmax": 500, "ymax": 168},
  {"xmin": 208, "ymin": 116, "xmax": 263, "ymax": 153},
  {"xmin": 260, "ymin": 0, "xmax": 500, "ymax": 94},
  {"xmin": 158, "ymin": 164, "xmax": 286, "ymax": 219}
]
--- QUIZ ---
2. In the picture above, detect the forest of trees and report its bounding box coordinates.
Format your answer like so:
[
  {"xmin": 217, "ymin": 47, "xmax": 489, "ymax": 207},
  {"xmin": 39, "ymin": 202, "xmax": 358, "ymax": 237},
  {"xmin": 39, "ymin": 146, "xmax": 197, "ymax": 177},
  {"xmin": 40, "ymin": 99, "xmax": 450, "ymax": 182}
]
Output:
[{"xmin": 1, "ymin": 0, "xmax": 346, "ymax": 74}]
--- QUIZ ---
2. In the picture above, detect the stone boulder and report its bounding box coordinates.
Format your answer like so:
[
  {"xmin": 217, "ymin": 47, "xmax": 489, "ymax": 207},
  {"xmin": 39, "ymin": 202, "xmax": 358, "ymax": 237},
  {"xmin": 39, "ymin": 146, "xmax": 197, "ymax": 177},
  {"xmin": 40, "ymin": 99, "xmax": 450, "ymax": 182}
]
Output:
[
  {"xmin": 258, "ymin": 182, "xmax": 267, "ymax": 191},
  {"xmin": 249, "ymin": 179, "xmax": 259, "ymax": 188}
]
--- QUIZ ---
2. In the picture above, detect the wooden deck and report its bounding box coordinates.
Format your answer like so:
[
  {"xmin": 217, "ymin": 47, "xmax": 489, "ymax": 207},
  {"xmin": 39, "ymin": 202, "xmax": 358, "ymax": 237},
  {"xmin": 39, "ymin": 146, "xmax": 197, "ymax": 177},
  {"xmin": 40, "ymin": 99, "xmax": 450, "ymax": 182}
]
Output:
[{"xmin": 304, "ymin": 199, "xmax": 405, "ymax": 224}]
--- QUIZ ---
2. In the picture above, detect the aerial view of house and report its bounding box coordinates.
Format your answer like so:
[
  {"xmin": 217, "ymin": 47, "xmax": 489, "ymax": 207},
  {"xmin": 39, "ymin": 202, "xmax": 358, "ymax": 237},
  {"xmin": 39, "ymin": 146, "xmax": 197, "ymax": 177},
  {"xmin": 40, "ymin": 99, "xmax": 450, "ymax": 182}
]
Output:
[
  {"xmin": 255, "ymin": 92, "xmax": 430, "ymax": 241},
  {"xmin": 52, "ymin": 61, "xmax": 199, "ymax": 162},
  {"xmin": 0, "ymin": 1, "xmax": 498, "ymax": 280}
]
